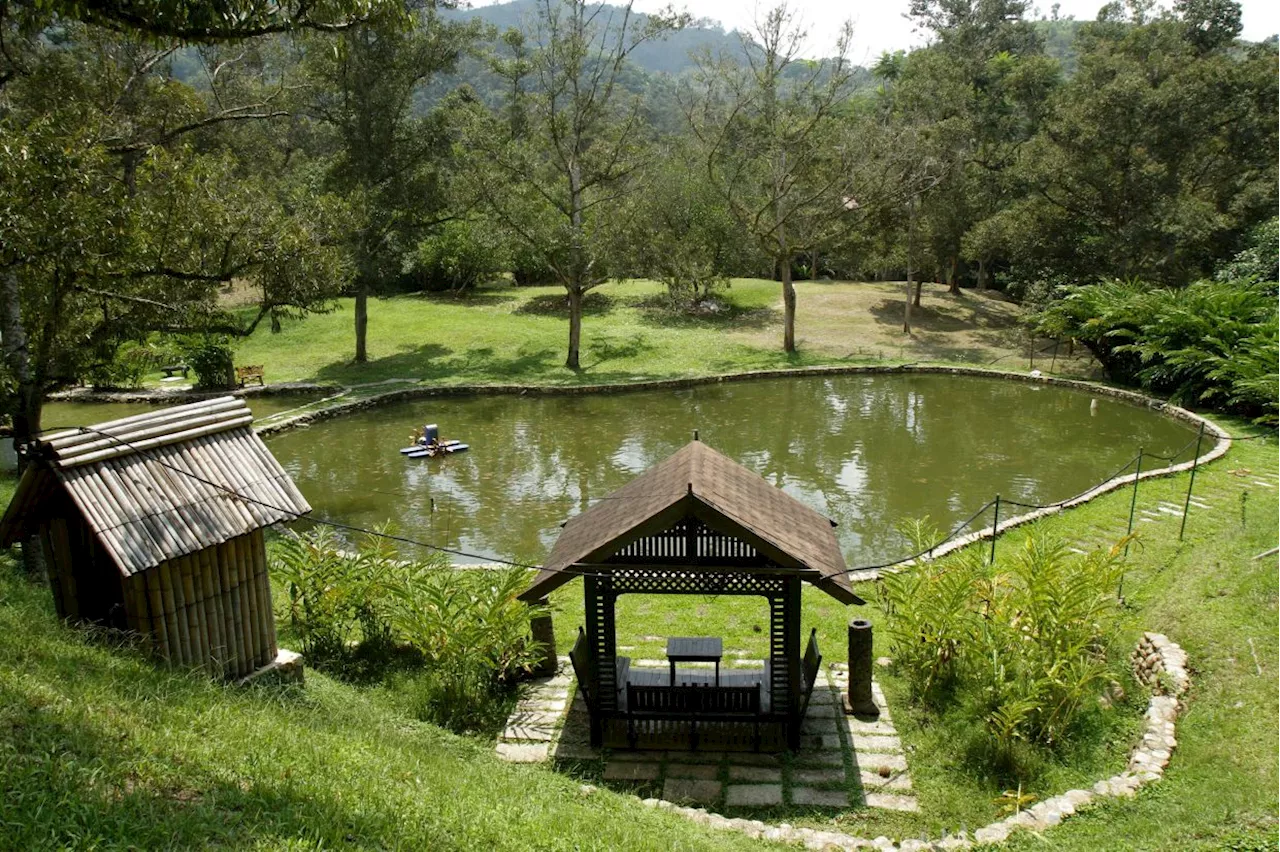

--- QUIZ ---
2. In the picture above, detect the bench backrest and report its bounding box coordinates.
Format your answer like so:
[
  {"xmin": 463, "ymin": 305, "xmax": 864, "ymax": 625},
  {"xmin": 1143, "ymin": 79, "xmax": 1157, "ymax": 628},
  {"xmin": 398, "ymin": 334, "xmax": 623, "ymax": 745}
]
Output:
[
  {"xmin": 627, "ymin": 683, "xmax": 760, "ymax": 716},
  {"xmin": 236, "ymin": 365, "xmax": 264, "ymax": 377},
  {"xmin": 569, "ymin": 627, "xmax": 594, "ymax": 710},
  {"xmin": 799, "ymin": 628, "xmax": 823, "ymax": 719}
]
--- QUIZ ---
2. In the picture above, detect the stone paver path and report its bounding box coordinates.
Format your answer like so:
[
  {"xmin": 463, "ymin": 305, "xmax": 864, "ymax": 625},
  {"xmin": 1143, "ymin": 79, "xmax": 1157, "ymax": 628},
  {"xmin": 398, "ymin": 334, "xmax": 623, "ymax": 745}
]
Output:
[{"xmin": 496, "ymin": 658, "xmax": 918, "ymax": 814}]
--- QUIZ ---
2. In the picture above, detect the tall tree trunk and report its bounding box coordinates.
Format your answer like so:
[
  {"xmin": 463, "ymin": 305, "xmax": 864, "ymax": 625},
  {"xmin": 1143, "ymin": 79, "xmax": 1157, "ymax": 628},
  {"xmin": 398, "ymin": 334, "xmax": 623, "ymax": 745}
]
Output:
[
  {"xmin": 1, "ymin": 269, "xmax": 47, "ymax": 579},
  {"xmin": 947, "ymin": 255, "xmax": 960, "ymax": 294},
  {"xmin": 913, "ymin": 278, "xmax": 923, "ymax": 308},
  {"xmin": 566, "ymin": 286, "xmax": 582, "ymax": 370},
  {"xmin": 977, "ymin": 258, "xmax": 988, "ymax": 291},
  {"xmin": 781, "ymin": 262, "xmax": 796, "ymax": 353},
  {"xmin": 810, "ymin": 249, "xmax": 818, "ymax": 280},
  {"xmin": 903, "ymin": 199, "xmax": 915, "ymax": 334},
  {"xmin": 354, "ymin": 279, "xmax": 368, "ymax": 363}
]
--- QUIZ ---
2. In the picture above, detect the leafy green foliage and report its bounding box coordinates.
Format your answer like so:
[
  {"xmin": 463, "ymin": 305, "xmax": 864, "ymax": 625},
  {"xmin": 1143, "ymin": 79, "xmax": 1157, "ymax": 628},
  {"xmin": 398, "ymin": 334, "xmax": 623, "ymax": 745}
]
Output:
[
  {"xmin": 1033, "ymin": 279, "xmax": 1279, "ymax": 422},
  {"xmin": 879, "ymin": 529, "xmax": 1129, "ymax": 770},
  {"xmin": 409, "ymin": 220, "xmax": 506, "ymax": 292},
  {"xmin": 272, "ymin": 528, "xmax": 545, "ymax": 732},
  {"xmin": 180, "ymin": 337, "xmax": 236, "ymax": 390}
]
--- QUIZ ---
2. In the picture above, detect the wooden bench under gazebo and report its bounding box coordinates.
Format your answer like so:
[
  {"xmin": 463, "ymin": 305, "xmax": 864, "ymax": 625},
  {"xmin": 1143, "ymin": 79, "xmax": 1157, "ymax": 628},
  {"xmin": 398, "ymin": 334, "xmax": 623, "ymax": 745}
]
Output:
[{"xmin": 519, "ymin": 439, "xmax": 864, "ymax": 752}]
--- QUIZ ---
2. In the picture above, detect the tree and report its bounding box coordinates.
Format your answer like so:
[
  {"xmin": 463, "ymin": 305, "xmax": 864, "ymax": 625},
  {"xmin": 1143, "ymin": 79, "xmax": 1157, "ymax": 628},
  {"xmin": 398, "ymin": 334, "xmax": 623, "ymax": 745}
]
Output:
[
  {"xmin": 463, "ymin": 0, "xmax": 684, "ymax": 370},
  {"xmin": 1004, "ymin": 3, "xmax": 1277, "ymax": 286},
  {"xmin": 0, "ymin": 27, "xmax": 347, "ymax": 456},
  {"xmin": 686, "ymin": 4, "xmax": 860, "ymax": 353},
  {"xmin": 305, "ymin": 6, "xmax": 476, "ymax": 363}
]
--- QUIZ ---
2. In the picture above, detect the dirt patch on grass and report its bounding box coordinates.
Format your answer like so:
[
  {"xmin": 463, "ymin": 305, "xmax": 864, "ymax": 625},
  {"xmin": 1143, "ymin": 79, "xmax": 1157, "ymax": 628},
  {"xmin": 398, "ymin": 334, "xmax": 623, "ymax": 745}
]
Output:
[{"xmin": 729, "ymin": 281, "xmax": 1096, "ymax": 374}]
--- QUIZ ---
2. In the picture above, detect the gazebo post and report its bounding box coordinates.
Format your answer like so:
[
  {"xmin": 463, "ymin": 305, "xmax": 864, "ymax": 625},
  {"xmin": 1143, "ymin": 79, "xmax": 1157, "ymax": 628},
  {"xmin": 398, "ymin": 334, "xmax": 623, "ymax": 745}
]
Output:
[{"xmin": 784, "ymin": 576, "xmax": 803, "ymax": 751}]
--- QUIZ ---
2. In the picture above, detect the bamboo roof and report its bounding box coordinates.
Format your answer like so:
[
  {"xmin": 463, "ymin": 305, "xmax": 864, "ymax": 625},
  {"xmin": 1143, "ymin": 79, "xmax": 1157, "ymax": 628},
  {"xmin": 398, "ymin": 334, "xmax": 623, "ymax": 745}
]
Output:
[
  {"xmin": 0, "ymin": 397, "xmax": 310, "ymax": 576},
  {"xmin": 520, "ymin": 441, "xmax": 861, "ymax": 605}
]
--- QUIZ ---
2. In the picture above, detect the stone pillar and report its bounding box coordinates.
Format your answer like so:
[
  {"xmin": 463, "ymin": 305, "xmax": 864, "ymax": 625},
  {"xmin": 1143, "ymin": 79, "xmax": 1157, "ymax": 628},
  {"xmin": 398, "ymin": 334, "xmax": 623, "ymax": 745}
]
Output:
[
  {"xmin": 845, "ymin": 618, "xmax": 879, "ymax": 717},
  {"xmin": 529, "ymin": 600, "xmax": 558, "ymax": 677}
]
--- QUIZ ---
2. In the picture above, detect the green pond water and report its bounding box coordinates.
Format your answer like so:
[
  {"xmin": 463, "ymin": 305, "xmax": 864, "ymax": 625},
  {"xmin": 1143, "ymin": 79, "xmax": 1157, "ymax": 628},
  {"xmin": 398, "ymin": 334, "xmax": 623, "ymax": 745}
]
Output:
[{"xmin": 263, "ymin": 374, "xmax": 1202, "ymax": 568}]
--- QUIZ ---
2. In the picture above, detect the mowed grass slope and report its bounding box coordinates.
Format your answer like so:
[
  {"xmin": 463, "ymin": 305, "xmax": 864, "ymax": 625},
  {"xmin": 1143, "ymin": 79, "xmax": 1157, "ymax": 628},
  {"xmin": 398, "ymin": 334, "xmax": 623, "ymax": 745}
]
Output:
[
  {"xmin": 0, "ymin": 563, "xmax": 766, "ymax": 851},
  {"xmin": 231, "ymin": 279, "xmax": 1066, "ymax": 388}
]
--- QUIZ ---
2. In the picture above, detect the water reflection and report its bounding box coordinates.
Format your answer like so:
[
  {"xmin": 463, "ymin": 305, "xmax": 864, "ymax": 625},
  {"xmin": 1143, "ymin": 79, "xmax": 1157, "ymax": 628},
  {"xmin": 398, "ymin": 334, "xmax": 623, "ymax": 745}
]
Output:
[{"xmin": 264, "ymin": 374, "xmax": 1201, "ymax": 568}]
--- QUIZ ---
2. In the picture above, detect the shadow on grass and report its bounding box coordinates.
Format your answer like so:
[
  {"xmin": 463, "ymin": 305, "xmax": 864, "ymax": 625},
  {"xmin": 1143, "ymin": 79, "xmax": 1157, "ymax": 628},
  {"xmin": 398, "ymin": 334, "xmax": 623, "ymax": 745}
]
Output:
[
  {"xmin": 400, "ymin": 288, "xmax": 521, "ymax": 307},
  {"xmin": 631, "ymin": 294, "xmax": 780, "ymax": 331},
  {"xmin": 514, "ymin": 292, "xmax": 617, "ymax": 317}
]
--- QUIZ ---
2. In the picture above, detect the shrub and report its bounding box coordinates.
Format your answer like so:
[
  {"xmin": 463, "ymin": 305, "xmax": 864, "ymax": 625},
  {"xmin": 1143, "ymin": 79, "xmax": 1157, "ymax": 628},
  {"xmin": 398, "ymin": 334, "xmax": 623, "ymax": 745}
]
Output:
[
  {"xmin": 879, "ymin": 529, "xmax": 1129, "ymax": 765},
  {"xmin": 272, "ymin": 528, "xmax": 546, "ymax": 732},
  {"xmin": 1032, "ymin": 279, "xmax": 1279, "ymax": 422},
  {"xmin": 409, "ymin": 220, "xmax": 505, "ymax": 292},
  {"xmin": 179, "ymin": 336, "xmax": 236, "ymax": 390}
]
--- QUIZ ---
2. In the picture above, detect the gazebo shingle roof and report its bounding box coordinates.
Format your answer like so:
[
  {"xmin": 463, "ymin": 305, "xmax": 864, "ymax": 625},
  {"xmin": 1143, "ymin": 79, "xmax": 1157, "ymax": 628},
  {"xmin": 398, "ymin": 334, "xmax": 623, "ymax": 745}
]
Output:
[
  {"xmin": 0, "ymin": 397, "xmax": 309, "ymax": 576},
  {"xmin": 521, "ymin": 441, "xmax": 860, "ymax": 604}
]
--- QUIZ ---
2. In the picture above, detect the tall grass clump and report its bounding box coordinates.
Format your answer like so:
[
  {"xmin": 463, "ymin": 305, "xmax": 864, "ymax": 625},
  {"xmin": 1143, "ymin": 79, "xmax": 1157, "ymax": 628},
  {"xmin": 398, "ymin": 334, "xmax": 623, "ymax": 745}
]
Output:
[
  {"xmin": 878, "ymin": 529, "xmax": 1132, "ymax": 779},
  {"xmin": 272, "ymin": 528, "xmax": 545, "ymax": 733}
]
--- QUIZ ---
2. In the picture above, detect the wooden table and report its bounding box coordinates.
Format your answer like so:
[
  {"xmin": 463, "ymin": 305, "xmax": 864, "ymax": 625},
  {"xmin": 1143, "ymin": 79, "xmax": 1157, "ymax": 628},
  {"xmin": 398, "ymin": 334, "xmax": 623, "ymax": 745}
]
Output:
[{"xmin": 667, "ymin": 636, "xmax": 723, "ymax": 687}]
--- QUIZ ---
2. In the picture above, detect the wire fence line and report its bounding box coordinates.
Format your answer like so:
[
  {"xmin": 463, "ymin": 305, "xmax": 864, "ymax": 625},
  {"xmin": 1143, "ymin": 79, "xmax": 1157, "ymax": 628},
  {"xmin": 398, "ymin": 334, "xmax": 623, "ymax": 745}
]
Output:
[{"xmin": 32, "ymin": 415, "xmax": 1239, "ymax": 583}]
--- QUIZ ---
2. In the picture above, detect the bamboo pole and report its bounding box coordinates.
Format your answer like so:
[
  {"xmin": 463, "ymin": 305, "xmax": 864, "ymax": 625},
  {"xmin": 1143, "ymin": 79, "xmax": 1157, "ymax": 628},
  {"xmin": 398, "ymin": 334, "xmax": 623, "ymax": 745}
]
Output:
[
  {"xmin": 54, "ymin": 415, "xmax": 254, "ymax": 469},
  {"xmin": 228, "ymin": 541, "xmax": 249, "ymax": 676},
  {"xmin": 238, "ymin": 535, "xmax": 263, "ymax": 670},
  {"xmin": 199, "ymin": 546, "xmax": 225, "ymax": 677},
  {"xmin": 39, "ymin": 527, "xmax": 66, "ymax": 619},
  {"xmin": 43, "ymin": 397, "xmax": 243, "ymax": 448},
  {"xmin": 144, "ymin": 569, "xmax": 170, "ymax": 660},
  {"xmin": 217, "ymin": 543, "xmax": 239, "ymax": 677},
  {"xmin": 253, "ymin": 531, "xmax": 278, "ymax": 661},
  {"xmin": 164, "ymin": 560, "xmax": 192, "ymax": 667}
]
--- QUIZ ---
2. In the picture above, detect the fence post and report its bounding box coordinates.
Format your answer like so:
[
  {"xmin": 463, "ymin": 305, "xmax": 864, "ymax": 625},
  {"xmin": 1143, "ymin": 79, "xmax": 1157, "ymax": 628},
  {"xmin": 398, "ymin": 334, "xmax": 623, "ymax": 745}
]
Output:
[
  {"xmin": 989, "ymin": 495, "xmax": 1000, "ymax": 565},
  {"xmin": 1125, "ymin": 449, "xmax": 1143, "ymax": 558},
  {"xmin": 1179, "ymin": 422, "xmax": 1206, "ymax": 541}
]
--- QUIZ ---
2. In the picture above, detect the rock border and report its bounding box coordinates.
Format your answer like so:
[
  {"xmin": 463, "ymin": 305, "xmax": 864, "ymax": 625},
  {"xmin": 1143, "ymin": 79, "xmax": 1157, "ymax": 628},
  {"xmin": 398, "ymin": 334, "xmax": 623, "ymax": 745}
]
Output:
[{"xmin": 636, "ymin": 632, "xmax": 1191, "ymax": 850}]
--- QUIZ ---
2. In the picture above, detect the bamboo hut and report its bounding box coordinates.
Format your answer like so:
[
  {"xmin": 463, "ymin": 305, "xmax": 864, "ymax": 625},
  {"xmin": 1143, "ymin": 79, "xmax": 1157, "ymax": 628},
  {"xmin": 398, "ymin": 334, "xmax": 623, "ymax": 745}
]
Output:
[{"xmin": 0, "ymin": 397, "xmax": 310, "ymax": 679}]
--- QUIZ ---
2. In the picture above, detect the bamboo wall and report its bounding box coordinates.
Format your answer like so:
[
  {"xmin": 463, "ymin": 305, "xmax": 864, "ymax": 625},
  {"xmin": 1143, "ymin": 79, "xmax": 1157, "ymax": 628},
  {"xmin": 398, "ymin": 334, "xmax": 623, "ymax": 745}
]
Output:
[{"xmin": 41, "ymin": 520, "xmax": 277, "ymax": 679}]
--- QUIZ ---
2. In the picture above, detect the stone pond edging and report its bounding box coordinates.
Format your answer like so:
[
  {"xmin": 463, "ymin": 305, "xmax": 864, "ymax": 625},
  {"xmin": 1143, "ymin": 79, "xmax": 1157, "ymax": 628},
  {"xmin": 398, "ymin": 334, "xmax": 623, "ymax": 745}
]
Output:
[{"xmin": 631, "ymin": 632, "xmax": 1191, "ymax": 851}]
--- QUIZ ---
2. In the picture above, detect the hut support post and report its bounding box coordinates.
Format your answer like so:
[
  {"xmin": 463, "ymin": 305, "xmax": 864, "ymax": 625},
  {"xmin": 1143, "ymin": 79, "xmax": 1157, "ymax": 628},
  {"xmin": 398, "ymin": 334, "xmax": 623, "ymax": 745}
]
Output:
[
  {"xmin": 845, "ymin": 619, "xmax": 879, "ymax": 717},
  {"xmin": 529, "ymin": 599, "xmax": 557, "ymax": 677}
]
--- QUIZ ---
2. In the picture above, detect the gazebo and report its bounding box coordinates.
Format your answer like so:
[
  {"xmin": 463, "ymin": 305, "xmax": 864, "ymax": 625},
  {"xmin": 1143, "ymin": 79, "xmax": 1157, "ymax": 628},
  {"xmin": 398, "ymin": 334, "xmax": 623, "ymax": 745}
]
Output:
[{"xmin": 519, "ymin": 439, "xmax": 863, "ymax": 752}]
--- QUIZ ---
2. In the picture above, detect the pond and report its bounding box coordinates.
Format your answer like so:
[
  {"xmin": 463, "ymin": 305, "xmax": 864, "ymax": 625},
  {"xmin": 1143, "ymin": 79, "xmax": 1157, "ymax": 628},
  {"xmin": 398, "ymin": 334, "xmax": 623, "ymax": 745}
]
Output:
[{"xmin": 263, "ymin": 374, "xmax": 1202, "ymax": 569}]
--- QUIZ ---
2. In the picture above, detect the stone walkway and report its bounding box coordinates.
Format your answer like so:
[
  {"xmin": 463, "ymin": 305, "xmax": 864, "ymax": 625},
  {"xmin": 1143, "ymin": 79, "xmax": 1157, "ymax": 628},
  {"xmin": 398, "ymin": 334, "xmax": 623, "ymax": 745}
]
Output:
[{"xmin": 496, "ymin": 659, "xmax": 918, "ymax": 813}]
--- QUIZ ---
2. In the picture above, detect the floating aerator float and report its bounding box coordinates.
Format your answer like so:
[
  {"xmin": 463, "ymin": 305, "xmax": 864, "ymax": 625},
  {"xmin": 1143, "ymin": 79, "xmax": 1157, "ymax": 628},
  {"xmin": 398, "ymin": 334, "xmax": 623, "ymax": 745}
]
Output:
[{"xmin": 400, "ymin": 423, "xmax": 469, "ymax": 459}]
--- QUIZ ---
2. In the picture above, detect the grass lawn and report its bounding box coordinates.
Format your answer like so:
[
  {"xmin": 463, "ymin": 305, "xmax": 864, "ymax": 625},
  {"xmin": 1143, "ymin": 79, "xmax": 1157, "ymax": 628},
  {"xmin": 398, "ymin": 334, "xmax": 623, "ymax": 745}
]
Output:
[
  {"xmin": 546, "ymin": 421, "xmax": 1278, "ymax": 848},
  {"xmin": 227, "ymin": 279, "xmax": 1088, "ymax": 389},
  {"xmin": 5, "ymin": 280, "xmax": 1274, "ymax": 849}
]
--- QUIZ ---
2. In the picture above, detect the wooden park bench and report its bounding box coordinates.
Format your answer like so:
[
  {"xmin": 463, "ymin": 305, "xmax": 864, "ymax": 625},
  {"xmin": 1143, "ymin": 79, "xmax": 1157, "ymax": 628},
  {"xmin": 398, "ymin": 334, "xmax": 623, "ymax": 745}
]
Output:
[
  {"xmin": 235, "ymin": 365, "xmax": 265, "ymax": 388},
  {"xmin": 160, "ymin": 364, "xmax": 189, "ymax": 379},
  {"xmin": 625, "ymin": 682, "xmax": 762, "ymax": 751}
]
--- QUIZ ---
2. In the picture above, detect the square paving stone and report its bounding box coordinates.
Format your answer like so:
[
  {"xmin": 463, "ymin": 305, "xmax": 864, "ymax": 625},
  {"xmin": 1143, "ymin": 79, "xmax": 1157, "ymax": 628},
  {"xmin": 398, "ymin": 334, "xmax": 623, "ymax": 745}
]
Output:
[
  {"xmin": 794, "ymin": 751, "xmax": 846, "ymax": 768},
  {"xmin": 807, "ymin": 703, "xmax": 839, "ymax": 717},
  {"xmin": 666, "ymin": 763, "xmax": 720, "ymax": 780},
  {"xmin": 729, "ymin": 765, "xmax": 782, "ymax": 782},
  {"xmin": 602, "ymin": 761, "xmax": 661, "ymax": 781},
  {"xmin": 859, "ymin": 771, "xmax": 913, "ymax": 792},
  {"xmin": 802, "ymin": 719, "xmax": 837, "ymax": 735},
  {"xmin": 496, "ymin": 742, "xmax": 549, "ymax": 763},
  {"xmin": 728, "ymin": 752, "xmax": 782, "ymax": 766},
  {"xmin": 663, "ymin": 779, "xmax": 723, "ymax": 804},
  {"xmin": 552, "ymin": 742, "xmax": 601, "ymax": 761},
  {"xmin": 501, "ymin": 722, "xmax": 557, "ymax": 742},
  {"xmin": 725, "ymin": 784, "xmax": 784, "ymax": 807},
  {"xmin": 854, "ymin": 752, "xmax": 907, "ymax": 773},
  {"xmin": 851, "ymin": 734, "xmax": 902, "ymax": 753},
  {"xmin": 792, "ymin": 767, "xmax": 845, "ymax": 784},
  {"xmin": 610, "ymin": 750, "xmax": 665, "ymax": 762},
  {"xmin": 845, "ymin": 718, "xmax": 898, "ymax": 736},
  {"xmin": 791, "ymin": 787, "xmax": 850, "ymax": 807},
  {"xmin": 866, "ymin": 792, "xmax": 920, "ymax": 812},
  {"xmin": 667, "ymin": 751, "xmax": 726, "ymax": 763}
]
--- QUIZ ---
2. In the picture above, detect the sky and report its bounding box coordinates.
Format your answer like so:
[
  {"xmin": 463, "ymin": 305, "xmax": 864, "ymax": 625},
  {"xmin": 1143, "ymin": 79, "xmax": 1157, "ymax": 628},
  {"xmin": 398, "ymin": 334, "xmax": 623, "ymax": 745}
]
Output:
[{"xmin": 472, "ymin": 0, "xmax": 1280, "ymax": 62}]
